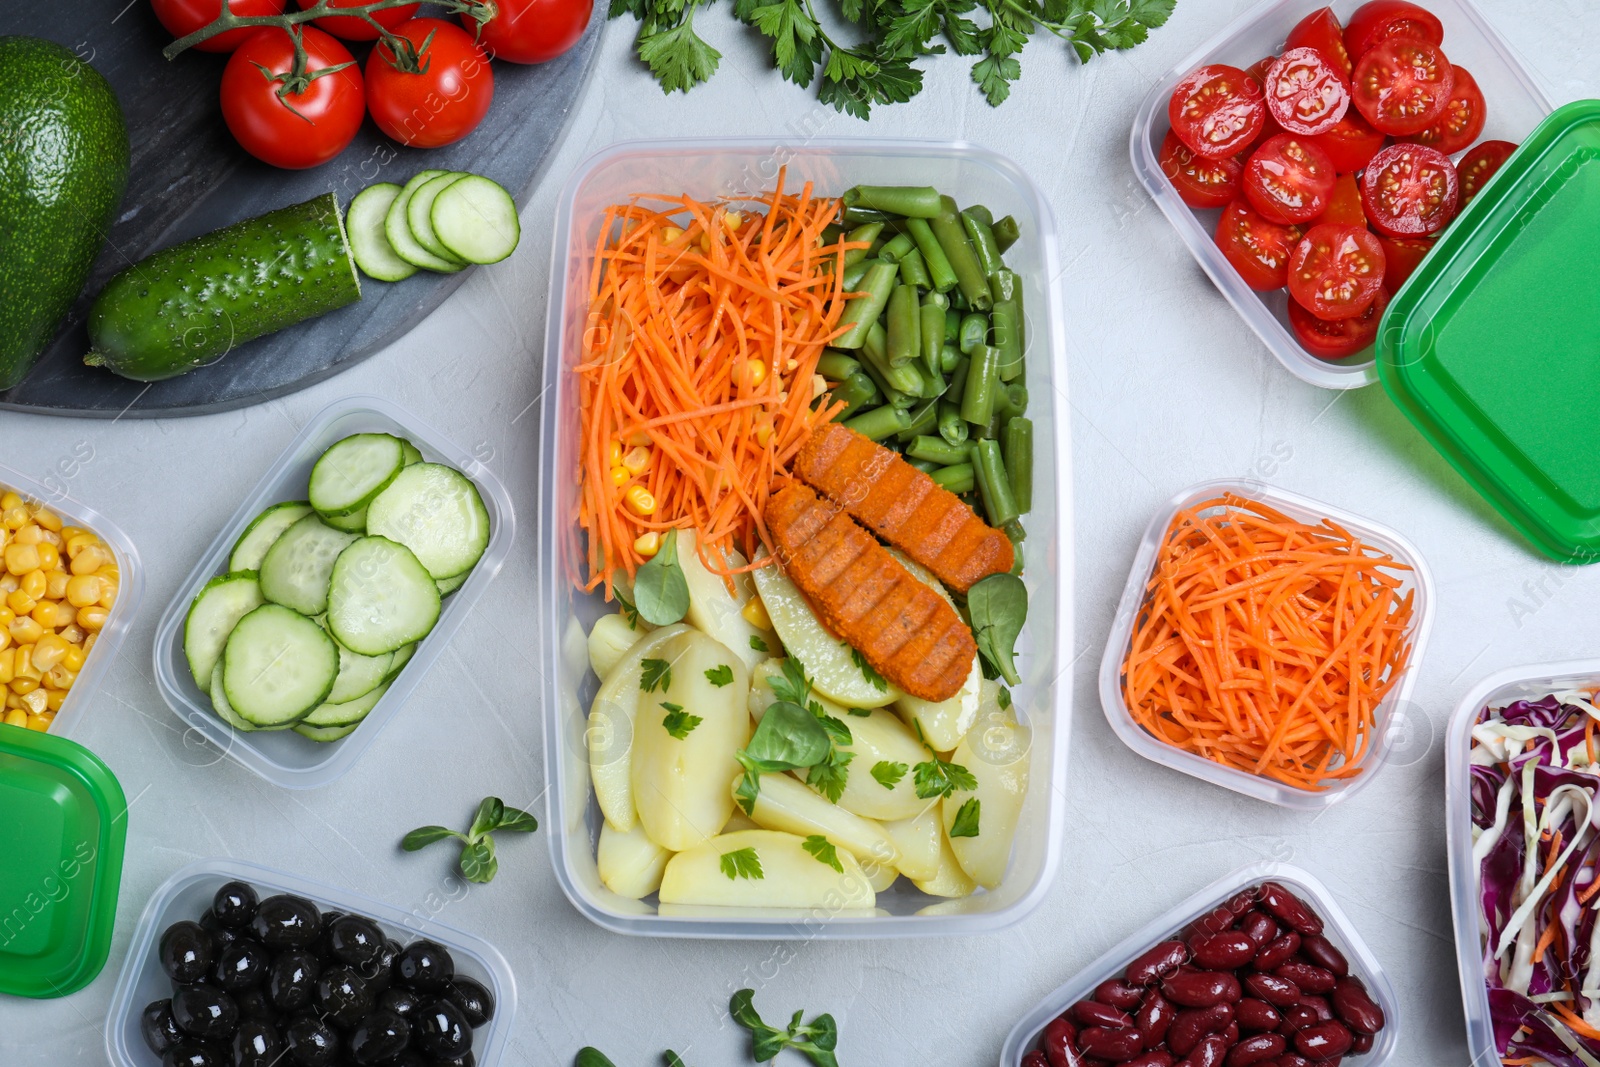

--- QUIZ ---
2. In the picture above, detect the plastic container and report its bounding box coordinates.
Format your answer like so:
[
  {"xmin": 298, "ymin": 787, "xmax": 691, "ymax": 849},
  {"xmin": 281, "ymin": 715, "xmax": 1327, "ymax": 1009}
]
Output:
[
  {"xmin": 0, "ymin": 461, "xmax": 144, "ymax": 742},
  {"xmin": 103, "ymin": 857, "xmax": 517, "ymax": 1067},
  {"xmin": 1098, "ymin": 479, "xmax": 1434, "ymax": 808},
  {"xmin": 537, "ymin": 138, "xmax": 1072, "ymax": 937},
  {"xmin": 1443, "ymin": 658, "xmax": 1600, "ymax": 1064},
  {"xmin": 1380, "ymin": 102, "xmax": 1600, "ymax": 562},
  {"xmin": 1129, "ymin": 0, "xmax": 1553, "ymax": 390},
  {"xmin": 1000, "ymin": 862, "xmax": 1400, "ymax": 1066},
  {"xmin": 151, "ymin": 396, "xmax": 515, "ymax": 789}
]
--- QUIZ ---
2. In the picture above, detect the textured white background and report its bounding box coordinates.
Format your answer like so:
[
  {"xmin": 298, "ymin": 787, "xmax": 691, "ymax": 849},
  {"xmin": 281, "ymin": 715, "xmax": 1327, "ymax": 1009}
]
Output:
[{"xmin": 3, "ymin": 0, "xmax": 1599, "ymax": 1062}]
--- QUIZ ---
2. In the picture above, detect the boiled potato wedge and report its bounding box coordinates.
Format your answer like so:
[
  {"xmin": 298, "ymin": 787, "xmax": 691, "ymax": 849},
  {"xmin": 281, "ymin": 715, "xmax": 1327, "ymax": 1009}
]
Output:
[
  {"xmin": 750, "ymin": 561, "xmax": 899, "ymax": 708},
  {"xmin": 588, "ymin": 624, "xmax": 690, "ymax": 832},
  {"xmin": 658, "ymin": 829, "xmax": 875, "ymax": 909},
  {"xmin": 737, "ymin": 772, "xmax": 898, "ymax": 868},
  {"xmin": 678, "ymin": 530, "xmax": 778, "ymax": 673},
  {"xmin": 597, "ymin": 821, "xmax": 671, "ymax": 900},
  {"xmin": 878, "ymin": 803, "xmax": 943, "ymax": 883},
  {"xmin": 588, "ymin": 612, "xmax": 648, "ymax": 682},
  {"xmin": 943, "ymin": 695, "xmax": 1030, "ymax": 889},
  {"xmin": 896, "ymin": 657, "xmax": 981, "ymax": 753},
  {"xmin": 864, "ymin": 859, "xmax": 899, "ymax": 893},
  {"xmin": 912, "ymin": 828, "xmax": 979, "ymax": 899}
]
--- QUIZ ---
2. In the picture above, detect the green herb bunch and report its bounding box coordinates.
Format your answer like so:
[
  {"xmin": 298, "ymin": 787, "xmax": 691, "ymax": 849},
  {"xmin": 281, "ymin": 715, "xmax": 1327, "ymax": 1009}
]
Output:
[{"xmin": 401, "ymin": 796, "xmax": 539, "ymax": 884}]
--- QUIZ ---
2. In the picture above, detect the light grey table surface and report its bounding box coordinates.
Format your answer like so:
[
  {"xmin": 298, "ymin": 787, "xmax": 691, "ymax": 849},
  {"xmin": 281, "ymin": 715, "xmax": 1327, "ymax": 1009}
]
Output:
[{"xmin": 4, "ymin": 1, "xmax": 1598, "ymax": 1063}]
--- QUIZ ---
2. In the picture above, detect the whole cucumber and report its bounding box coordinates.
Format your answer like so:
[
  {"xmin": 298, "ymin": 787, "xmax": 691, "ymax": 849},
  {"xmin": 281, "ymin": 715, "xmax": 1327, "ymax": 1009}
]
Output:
[{"xmin": 84, "ymin": 192, "xmax": 360, "ymax": 381}]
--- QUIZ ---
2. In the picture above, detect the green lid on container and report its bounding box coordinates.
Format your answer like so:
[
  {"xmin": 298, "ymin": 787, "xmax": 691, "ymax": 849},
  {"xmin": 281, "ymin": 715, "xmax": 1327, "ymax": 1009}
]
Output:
[
  {"xmin": 1378, "ymin": 100, "xmax": 1600, "ymax": 562},
  {"xmin": 0, "ymin": 723, "xmax": 127, "ymax": 998}
]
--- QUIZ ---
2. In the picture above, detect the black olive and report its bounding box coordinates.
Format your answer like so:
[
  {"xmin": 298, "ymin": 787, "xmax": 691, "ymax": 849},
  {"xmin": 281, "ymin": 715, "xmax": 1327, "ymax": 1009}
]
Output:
[
  {"xmin": 141, "ymin": 999, "xmax": 186, "ymax": 1056},
  {"xmin": 233, "ymin": 986, "xmax": 279, "ymax": 1025},
  {"xmin": 231, "ymin": 1019, "xmax": 284, "ymax": 1067},
  {"xmin": 212, "ymin": 939, "xmax": 271, "ymax": 992},
  {"xmin": 162, "ymin": 1045, "xmax": 225, "ymax": 1067},
  {"xmin": 160, "ymin": 921, "xmax": 216, "ymax": 984},
  {"xmin": 315, "ymin": 965, "xmax": 374, "ymax": 1029},
  {"xmin": 431, "ymin": 1052, "xmax": 476, "ymax": 1067},
  {"xmin": 374, "ymin": 986, "xmax": 422, "ymax": 1019},
  {"xmin": 171, "ymin": 984, "xmax": 240, "ymax": 1041},
  {"xmin": 392, "ymin": 940, "xmax": 453, "ymax": 992},
  {"xmin": 379, "ymin": 1050, "xmax": 430, "ymax": 1067},
  {"xmin": 412, "ymin": 999, "xmax": 470, "ymax": 1060},
  {"xmin": 267, "ymin": 949, "xmax": 321, "ymax": 1013},
  {"xmin": 283, "ymin": 1012, "xmax": 341, "ymax": 1067},
  {"xmin": 356, "ymin": 937, "xmax": 402, "ymax": 994},
  {"xmin": 250, "ymin": 895, "xmax": 322, "ymax": 950},
  {"xmin": 198, "ymin": 908, "xmax": 243, "ymax": 953},
  {"xmin": 212, "ymin": 881, "xmax": 260, "ymax": 929},
  {"xmin": 347, "ymin": 1008, "xmax": 410, "ymax": 1064},
  {"xmin": 442, "ymin": 977, "xmax": 494, "ymax": 1029},
  {"xmin": 314, "ymin": 910, "xmax": 346, "ymax": 958},
  {"xmin": 328, "ymin": 915, "xmax": 386, "ymax": 968}
]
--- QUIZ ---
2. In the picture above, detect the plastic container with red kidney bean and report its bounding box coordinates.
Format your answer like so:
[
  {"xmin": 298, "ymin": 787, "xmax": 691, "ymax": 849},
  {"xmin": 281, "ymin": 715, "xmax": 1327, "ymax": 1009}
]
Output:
[{"xmin": 998, "ymin": 864, "xmax": 1399, "ymax": 1067}]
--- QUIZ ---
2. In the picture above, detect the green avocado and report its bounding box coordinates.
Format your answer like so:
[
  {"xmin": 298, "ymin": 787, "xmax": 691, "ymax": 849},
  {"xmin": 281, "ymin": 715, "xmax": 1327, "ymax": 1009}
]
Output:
[{"xmin": 0, "ymin": 35, "xmax": 130, "ymax": 390}]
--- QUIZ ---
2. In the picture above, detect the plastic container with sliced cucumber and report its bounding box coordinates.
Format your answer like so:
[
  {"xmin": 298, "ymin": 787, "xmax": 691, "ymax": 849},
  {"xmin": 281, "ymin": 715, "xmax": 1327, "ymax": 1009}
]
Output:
[{"xmin": 348, "ymin": 169, "xmax": 520, "ymax": 281}]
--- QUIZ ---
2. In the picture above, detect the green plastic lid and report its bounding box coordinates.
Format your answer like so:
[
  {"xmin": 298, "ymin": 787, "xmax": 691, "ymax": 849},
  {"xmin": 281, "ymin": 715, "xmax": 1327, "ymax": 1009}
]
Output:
[
  {"xmin": 1379, "ymin": 100, "xmax": 1600, "ymax": 562},
  {"xmin": 0, "ymin": 723, "xmax": 127, "ymax": 998}
]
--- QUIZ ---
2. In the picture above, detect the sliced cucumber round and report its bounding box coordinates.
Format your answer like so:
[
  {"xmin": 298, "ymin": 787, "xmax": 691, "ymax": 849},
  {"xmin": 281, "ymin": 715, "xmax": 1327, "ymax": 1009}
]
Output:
[
  {"xmin": 346, "ymin": 182, "xmax": 417, "ymax": 282},
  {"xmin": 229, "ymin": 501, "xmax": 313, "ymax": 573},
  {"xmin": 310, "ymin": 433, "xmax": 406, "ymax": 518},
  {"xmin": 431, "ymin": 175, "xmax": 520, "ymax": 265},
  {"xmin": 384, "ymin": 642, "xmax": 418, "ymax": 682},
  {"xmin": 210, "ymin": 663, "xmax": 258, "ymax": 733},
  {"xmin": 435, "ymin": 571, "xmax": 469, "ymax": 596},
  {"xmin": 222, "ymin": 604, "xmax": 340, "ymax": 727},
  {"xmin": 322, "ymin": 506, "xmax": 367, "ymax": 533},
  {"xmin": 327, "ymin": 536, "xmax": 442, "ymax": 656},
  {"xmin": 386, "ymin": 171, "xmax": 464, "ymax": 273},
  {"xmin": 184, "ymin": 571, "xmax": 265, "ymax": 690},
  {"xmin": 408, "ymin": 172, "xmax": 467, "ymax": 261},
  {"xmin": 294, "ymin": 721, "xmax": 360, "ymax": 742},
  {"xmin": 365, "ymin": 463, "xmax": 490, "ymax": 580},
  {"xmin": 400, "ymin": 439, "xmax": 423, "ymax": 466},
  {"xmin": 325, "ymin": 638, "xmax": 393, "ymax": 705},
  {"xmin": 259, "ymin": 514, "xmax": 359, "ymax": 616},
  {"xmin": 303, "ymin": 679, "xmax": 390, "ymax": 729}
]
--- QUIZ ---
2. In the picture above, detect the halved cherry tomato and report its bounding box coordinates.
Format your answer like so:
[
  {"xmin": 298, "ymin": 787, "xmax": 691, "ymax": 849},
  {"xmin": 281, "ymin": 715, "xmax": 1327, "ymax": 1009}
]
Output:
[
  {"xmin": 1404, "ymin": 66, "xmax": 1485, "ymax": 155},
  {"xmin": 1159, "ymin": 130, "xmax": 1243, "ymax": 209},
  {"xmin": 1216, "ymin": 199, "xmax": 1303, "ymax": 290},
  {"xmin": 220, "ymin": 26, "xmax": 364, "ymax": 169},
  {"xmin": 1459, "ymin": 139, "xmax": 1517, "ymax": 203},
  {"xmin": 1306, "ymin": 110, "xmax": 1386, "ymax": 173},
  {"xmin": 1244, "ymin": 133, "xmax": 1338, "ymax": 225},
  {"xmin": 1344, "ymin": 0, "xmax": 1445, "ymax": 60},
  {"xmin": 1290, "ymin": 286, "xmax": 1390, "ymax": 359},
  {"xmin": 1263, "ymin": 47, "xmax": 1350, "ymax": 136},
  {"xmin": 1318, "ymin": 173, "xmax": 1367, "ymax": 227},
  {"xmin": 1242, "ymin": 58, "xmax": 1285, "ymax": 151},
  {"xmin": 1169, "ymin": 64, "xmax": 1267, "ymax": 159},
  {"xmin": 1285, "ymin": 7, "xmax": 1353, "ymax": 80},
  {"xmin": 1362, "ymin": 142, "xmax": 1459, "ymax": 236},
  {"xmin": 1352, "ymin": 38, "xmax": 1455, "ymax": 136},
  {"xmin": 297, "ymin": 0, "xmax": 419, "ymax": 40},
  {"xmin": 366, "ymin": 18, "xmax": 493, "ymax": 148},
  {"xmin": 1379, "ymin": 235, "xmax": 1435, "ymax": 291},
  {"xmin": 151, "ymin": 0, "xmax": 287, "ymax": 52},
  {"xmin": 1288, "ymin": 223, "xmax": 1386, "ymax": 320}
]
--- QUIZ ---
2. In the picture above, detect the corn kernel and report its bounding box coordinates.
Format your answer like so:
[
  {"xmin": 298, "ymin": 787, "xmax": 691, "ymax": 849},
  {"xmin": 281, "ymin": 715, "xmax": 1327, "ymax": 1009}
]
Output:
[
  {"xmin": 6, "ymin": 590, "xmax": 35, "ymax": 616},
  {"xmin": 3, "ymin": 507, "xmax": 28, "ymax": 531},
  {"xmin": 20, "ymin": 689, "xmax": 46, "ymax": 716},
  {"xmin": 740, "ymin": 359, "xmax": 768, "ymax": 388},
  {"xmin": 69, "ymin": 545, "xmax": 107, "ymax": 575},
  {"xmin": 35, "ymin": 543, "xmax": 59, "ymax": 571},
  {"xmin": 3, "ymin": 694, "xmax": 18, "ymax": 711},
  {"xmin": 19, "ymin": 570, "xmax": 45, "ymax": 601},
  {"xmin": 607, "ymin": 440, "xmax": 623, "ymax": 468},
  {"xmin": 623, "ymin": 486, "xmax": 656, "ymax": 516},
  {"xmin": 10, "ymin": 677, "xmax": 38, "ymax": 696},
  {"xmin": 65, "ymin": 533, "xmax": 97, "ymax": 557},
  {"xmin": 633, "ymin": 532, "xmax": 662, "ymax": 558},
  {"xmin": 812, "ymin": 374, "xmax": 828, "ymax": 399},
  {"xmin": 44, "ymin": 571, "xmax": 68, "ymax": 599},
  {"xmin": 0, "ymin": 493, "xmax": 20, "ymax": 511},
  {"xmin": 77, "ymin": 606, "xmax": 108, "ymax": 632},
  {"xmin": 44, "ymin": 689, "xmax": 66, "ymax": 712},
  {"xmin": 10, "ymin": 617, "xmax": 43, "ymax": 644},
  {"xmin": 25, "ymin": 712, "xmax": 49, "ymax": 731},
  {"xmin": 62, "ymin": 645, "xmax": 85, "ymax": 673},
  {"xmin": 608, "ymin": 466, "xmax": 630, "ymax": 488},
  {"xmin": 59, "ymin": 625, "xmax": 84, "ymax": 647},
  {"xmin": 40, "ymin": 528, "xmax": 61, "ymax": 547},
  {"xmin": 0, "ymin": 631, "xmax": 9, "ymax": 654},
  {"xmin": 4, "ymin": 707, "xmax": 24, "ymax": 727},
  {"xmin": 0, "ymin": 650, "xmax": 12, "ymax": 685},
  {"xmin": 0, "ymin": 575, "xmax": 15, "ymax": 594},
  {"xmin": 34, "ymin": 603, "xmax": 73, "ymax": 629},
  {"xmin": 661, "ymin": 225, "xmax": 684, "ymax": 244},
  {"xmin": 44, "ymin": 665, "xmax": 75, "ymax": 691},
  {"xmin": 31, "ymin": 635, "xmax": 68, "ymax": 673},
  {"xmin": 4, "ymin": 543, "xmax": 40, "ymax": 575},
  {"xmin": 33, "ymin": 509, "xmax": 61, "ymax": 533},
  {"xmin": 622, "ymin": 446, "xmax": 651, "ymax": 474},
  {"xmin": 66, "ymin": 575, "xmax": 102, "ymax": 608},
  {"xmin": 98, "ymin": 577, "xmax": 118, "ymax": 609},
  {"xmin": 13, "ymin": 646, "xmax": 39, "ymax": 682},
  {"xmin": 13, "ymin": 524, "xmax": 41, "ymax": 546},
  {"xmin": 624, "ymin": 430, "xmax": 652, "ymax": 447},
  {"xmin": 741, "ymin": 597, "xmax": 773, "ymax": 631},
  {"xmin": 723, "ymin": 211, "xmax": 744, "ymax": 230}
]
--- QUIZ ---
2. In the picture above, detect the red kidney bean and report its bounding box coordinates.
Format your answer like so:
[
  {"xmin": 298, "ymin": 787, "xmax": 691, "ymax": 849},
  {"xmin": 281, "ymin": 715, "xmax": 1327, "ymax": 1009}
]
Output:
[
  {"xmin": 1280, "ymin": 1003, "xmax": 1323, "ymax": 1034},
  {"xmin": 1128, "ymin": 941, "xmax": 1192, "ymax": 987},
  {"xmin": 1189, "ymin": 905, "xmax": 1238, "ymax": 938},
  {"xmin": 1252, "ymin": 931, "xmax": 1301, "ymax": 972},
  {"xmin": 1137, "ymin": 992, "xmax": 1176, "ymax": 1047},
  {"xmin": 1225, "ymin": 1034, "xmax": 1286, "ymax": 1067},
  {"xmin": 1259, "ymin": 883, "xmax": 1324, "ymax": 936},
  {"xmin": 1124, "ymin": 1055, "xmax": 1175, "ymax": 1067},
  {"xmin": 1275, "ymin": 1057, "xmax": 1314, "ymax": 1067},
  {"xmin": 1176, "ymin": 1033, "xmax": 1229, "ymax": 1067},
  {"xmin": 1074, "ymin": 1001, "xmax": 1135, "ymax": 1030},
  {"xmin": 1294, "ymin": 1021, "xmax": 1353, "ymax": 1059},
  {"xmin": 1024, "ymin": 1054, "xmax": 1050, "ymax": 1067},
  {"xmin": 1276, "ymin": 962, "xmax": 1335, "ymax": 996},
  {"xmin": 1042, "ymin": 1016, "xmax": 1081, "ymax": 1067},
  {"xmin": 1225, "ymin": 888, "xmax": 1262, "ymax": 916},
  {"xmin": 1243, "ymin": 972, "xmax": 1301, "ymax": 1007},
  {"xmin": 1079, "ymin": 1027, "xmax": 1145, "ymax": 1062},
  {"xmin": 1330, "ymin": 977, "xmax": 1384, "ymax": 1035},
  {"xmin": 1168, "ymin": 1005, "xmax": 1235, "ymax": 1057},
  {"xmin": 1237, "ymin": 911, "xmax": 1281, "ymax": 948},
  {"xmin": 1165, "ymin": 970, "xmax": 1243, "ymax": 1008},
  {"xmin": 1190, "ymin": 931, "xmax": 1258, "ymax": 970},
  {"xmin": 1218, "ymin": 1023, "xmax": 1240, "ymax": 1047},
  {"xmin": 1297, "ymin": 997, "xmax": 1334, "ymax": 1026},
  {"xmin": 1350, "ymin": 1033, "xmax": 1372, "ymax": 1053},
  {"xmin": 1097, "ymin": 979, "xmax": 1147, "ymax": 1012},
  {"xmin": 1236, "ymin": 998, "xmax": 1282, "ymax": 1033},
  {"xmin": 1298, "ymin": 935, "xmax": 1348, "ymax": 977}
]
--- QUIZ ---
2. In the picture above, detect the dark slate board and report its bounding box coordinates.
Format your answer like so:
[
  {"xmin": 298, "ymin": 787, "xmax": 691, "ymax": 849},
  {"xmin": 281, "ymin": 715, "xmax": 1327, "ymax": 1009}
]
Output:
[{"xmin": 0, "ymin": 1, "xmax": 602, "ymax": 418}]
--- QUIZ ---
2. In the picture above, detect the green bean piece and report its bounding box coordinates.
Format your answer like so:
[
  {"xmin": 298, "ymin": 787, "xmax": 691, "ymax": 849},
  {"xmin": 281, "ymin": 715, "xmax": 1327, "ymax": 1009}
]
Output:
[
  {"xmin": 861, "ymin": 319, "xmax": 925, "ymax": 395},
  {"xmin": 908, "ymin": 457, "xmax": 941, "ymax": 475},
  {"xmin": 854, "ymin": 350, "xmax": 911, "ymax": 411},
  {"xmin": 1005, "ymin": 519, "xmax": 1026, "ymax": 542},
  {"xmin": 958, "ymin": 312, "xmax": 989, "ymax": 356},
  {"xmin": 842, "ymin": 223, "xmax": 883, "ymax": 269},
  {"xmin": 972, "ymin": 440, "xmax": 1020, "ymax": 527},
  {"xmin": 842, "ymin": 185, "xmax": 944, "ymax": 218},
  {"xmin": 951, "ymin": 287, "xmax": 969, "ymax": 311},
  {"xmin": 940, "ymin": 344, "xmax": 962, "ymax": 373},
  {"xmin": 904, "ymin": 218, "xmax": 958, "ymax": 293},
  {"xmin": 1002, "ymin": 417, "xmax": 1033, "ymax": 514},
  {"xmin": 919, "ymin": 299, "xmax": 946, "ymax": 378},
  {"xmin": 877, "ymin": 232, "xmax": 915, "ymax": 263},
  {"xmin": 975, "ymin": 413, "xmax": 1003, "ymax": 440},
  {"xmin": 908, "ymin": 435, "xmax": 972, "ymax": 466},
  {"xmin": 943, "ymin": 307, "xmax": 961, "ymax": 343},
  {"xmin": 947, "ymin": 354, "xmax": 971, "ymax": 400},
  {"xmin": 833, "ymin": 263, "xmax": 897, "ymax": 350},
  {"xmin": 845, "ymin": 404, "xmax": 912, "ymax": 441},
  {"xmin": 821, "ymin": 223, "xmax": 843, "ymax": 246},
  {"xmin": 886, "ymin": 284, "xmax": 920, "ymax": 368},
  {"xmin": 828, "ymin": 374, "xmax": 880, "ymax": 421},
  {"xmin": 996, "ymin": 382, "xmax": 1029, "ymax": 419},
  {"xmin": 897, "ymin": 400, "xmax": 939, "ymax": 442},
  {"xmin": 817, "ymin": 351, "xmax": 862, "ymax": 381},
  {"xmin": 960, "ymin": 344, "xmax": 1000, "ymax": 426},
  {"xmin": 963, "ymin": 204, "xmax": 994, "ymax": 227},
  {"xmin": 987, "ymin": 267, "xmax": 1017, "ymax": 304},
  {"xmin": 989, "ymin": 269, "xmax": 1023, "ymax": 381},
  {"xmin": 929, "ymin": 462, "xmax": 976, "ymax": 494},
  {"xmin": 842, "ymin": 205, "xmax": 895, "ymax": 226},
  {"xmin": 897, "ymin": 248, "xmax": 931, "ymax": 289},
  {"xmin": 841, "ymin": 257, "xmax": 877, "ymax": 292},
  {"xmin": 937, "ymin": 399, "xmax": 969, "ymax": 445},
  {"xmin": 961, "ymin": 208, "xmax": 1005, "ymax": 278},
  {"xmin": 913, "ymin": 360, "xmax": 948, "ymax": 399},
  {"xmin": 992, "ymin": 214, "xmax": 1021, "ymax": 253},
  {"xmin": 932, "ymin": 196, "xmax": 992, "ymax": 311}
]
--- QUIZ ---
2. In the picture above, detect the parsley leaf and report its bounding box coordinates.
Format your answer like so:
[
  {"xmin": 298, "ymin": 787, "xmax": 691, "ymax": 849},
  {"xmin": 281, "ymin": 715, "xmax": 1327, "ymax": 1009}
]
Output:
[
  {"xmin": 640, "ymin": 657, "xmax": 673, "ymax": 693},
  {"xmin": 636, "ymin": 3, "xmax": 723, "ymax": 95},
  {"xmin": 705, "ymin": 664, "xmax": 735, "ymax": 687},
  {"xmin": 997, "ymin": 685, "xmax": 1012, "ymax": 710},
  {"xmin": 768, "ymin": 657, "xmax": 813, "ymax": 706},
  {"xmin": 802, "ymin": 834, "xmax": 844, "ymax": 872},
  {"xmin": 817, "ymin": 713, "xmax": 852, "ymax": 746},
  {"xmin": 662, "ymin": 706, "xmax": 702, "ymax": 739},
  {"xmin": 846, "ymin": 707, "xmax": 872, "ymax": 717},
  {"xmin": 913, "ymin": 753, "xmax": 977, "ymax": 799},
  {"xmin": 845, "ymin": 642, "xmax": 888, "ymax": 691},
  {"xmin": 871, "ymin": 760, "xmax": 907, "ymax": 790},
  {"xmin": 949, "ymin": 796, "xmax": 981, "ymax": 837},
  {"xmin": 806, "ymin": 747, "xmax": 854, "ymax": 803},
  {"xmin": 613, "ymin": 587, "xmax": 640, "ymax": 627},
  {"xmin": 720, "ymin": 846, "xmax": 765, "ymax": 881},
  {"xmin": 740, "ymin": 0, "xmax": 826, "ymax": 86},
  {"xmin": 750, "ymin": 634, "xmax": 769, "ymax": 653}
]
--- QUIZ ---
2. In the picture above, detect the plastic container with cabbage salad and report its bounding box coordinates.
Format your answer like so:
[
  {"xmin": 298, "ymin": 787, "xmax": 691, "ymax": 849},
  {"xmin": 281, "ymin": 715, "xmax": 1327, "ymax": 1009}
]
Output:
[
  {"xmin": 1128, "ymin": 0, "xmax": 1552, "ymax": 391},
  {"xmin": 1098, "ymin": 479, "xmax": 1434, "ymax": 809},
  {"xmin": 537, "ymin": 138, "xmax": 1072, "ymax": 937},
  {"xmin": 103, "ymin": 857, "xmax": 517, "ymax": 1067},
  {"xmin": 150, "ymin": 396, "xmax": 515, "ymax": 790},
  {"xmin": 999, "ymin": 861, "xmax": 1401, "ymax": 1067}
]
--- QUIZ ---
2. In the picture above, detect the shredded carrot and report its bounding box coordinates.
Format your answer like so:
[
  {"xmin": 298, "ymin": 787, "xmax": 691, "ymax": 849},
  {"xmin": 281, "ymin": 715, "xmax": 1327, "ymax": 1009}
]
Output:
[
  {"xmin": 569, "ymin": 172, "xmax": 855, "ymax": 598},
  {"xmin": 1552, "ymin": 1001, "xmax": 1600, "ymax": 1042},
  {"xmin": 1122, "ymin": 495, "xmax": 1416, "ymax": 792}
]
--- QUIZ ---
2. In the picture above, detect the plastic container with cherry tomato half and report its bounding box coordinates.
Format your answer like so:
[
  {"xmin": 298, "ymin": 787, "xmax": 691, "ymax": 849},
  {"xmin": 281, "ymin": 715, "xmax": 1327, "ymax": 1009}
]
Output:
[{"xmin": 1130, "ymin": 0, "xmax": 1551, "ymax": 389}]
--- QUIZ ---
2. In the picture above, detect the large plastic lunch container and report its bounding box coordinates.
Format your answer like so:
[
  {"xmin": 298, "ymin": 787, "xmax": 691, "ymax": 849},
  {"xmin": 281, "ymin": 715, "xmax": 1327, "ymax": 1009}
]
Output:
[
  {"xmin": 999, "ymin": 861, "xmax": 1401, "ymax": 1066},
  {"xmin": 1443, "ymin": 658, "xmax": 1600, "ymax": 1064},
  {"xmin": 1129, "ymin": 0, "xmax": 1553, "ymax": 390},
  {"xmin": 537, "ymin": 138, "xmax": 1073, "ymax": 937},
  {"xmin": 103, "ymin": 857, "xmax": 517, "ymax": 1067},
  {"xmin": 1098, "ymin": 479, "xmax": 1434, "ymax": 809},
  {"xmin": 1380, "ymin": 102, "xmax": 1600, "ymax": 563},
  {"xmin": 151, "ymin": 396, "xmax": 515, "ymax": 789},
  {"xmin": 0, "ymin": 461, "xmax": 144, "ymax": 742}
]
